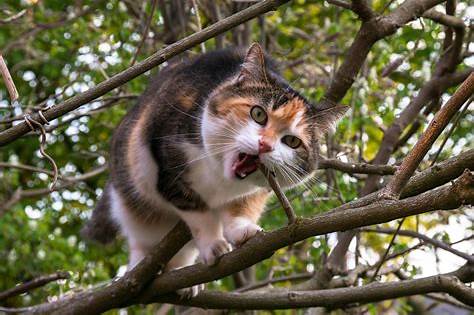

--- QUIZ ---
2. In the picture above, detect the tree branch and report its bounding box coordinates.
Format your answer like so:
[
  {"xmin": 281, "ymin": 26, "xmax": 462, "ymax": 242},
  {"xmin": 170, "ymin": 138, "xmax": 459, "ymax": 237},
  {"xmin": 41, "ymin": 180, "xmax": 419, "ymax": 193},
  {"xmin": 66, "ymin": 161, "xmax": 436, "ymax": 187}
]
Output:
[
  {"xmin": 351, "ymin": 0, "xmax": 376, "ymax": 21},
  {"xmin": 0, "ymin": 165, "xmax": 108, "ymax": 217},
  {"xmin": 326, "ymin": 0, "xmax": 352, "ymax": 10},
  {"xmin": 0, "ymin": 54, "xmax": 19, "ymax": 101},
  {"xmin": 2, "ymin": 3, "xmax": 104, "ymax": 55},
  {"xmin": 319, "ymin": 0, "xmax": 448, "ymax": 109},
  {"xmin": 318, "ymin": 157, "xmax": 396, "ymax": 175},
  {"xmin": 259, "ymin": 164, "xmax": 296, "ymax": 224},
  {"xmin": 334, "ymin": 148, "xmax": 474, "ymax": 211},
  {"xmin": 5, "ymin": 170, "xmax": 473, "ymax": 314},
  {"xmin": 134, "ymin": 171, "xmax": 473, "ymax": 305},
  {"xmin": 361, "ymin": 227, "xmax": 474, "ymax": 263},
  {"xmin": 5, "ymin": 222, "xmax": 191, "ymax": 315},
  {"xmin": 149, "ymin": 267, "xmax": 474, "ymax": 309},
  {"xmin": 363, "ymin": 68, "xmax": 472, "ymax": 194},
  {"xmin": 382, "ymin": 73, "xmax": 474, "ymax": 199},
  {"xmin": 0, "ymin": 272, "xmax": 70, "ymax": 301},
  {"xmin": 0, "ymin": 0, "xmax": 290, "ymax": 147}
]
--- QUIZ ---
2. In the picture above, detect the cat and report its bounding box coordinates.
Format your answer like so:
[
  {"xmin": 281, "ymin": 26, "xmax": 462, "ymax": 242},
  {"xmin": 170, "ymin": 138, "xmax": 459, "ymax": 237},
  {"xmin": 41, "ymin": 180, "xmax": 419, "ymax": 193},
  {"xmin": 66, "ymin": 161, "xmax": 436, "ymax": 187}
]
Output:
[{"xmin": 82, "ymin": 43, "xmax": 347, "ymax": 292}]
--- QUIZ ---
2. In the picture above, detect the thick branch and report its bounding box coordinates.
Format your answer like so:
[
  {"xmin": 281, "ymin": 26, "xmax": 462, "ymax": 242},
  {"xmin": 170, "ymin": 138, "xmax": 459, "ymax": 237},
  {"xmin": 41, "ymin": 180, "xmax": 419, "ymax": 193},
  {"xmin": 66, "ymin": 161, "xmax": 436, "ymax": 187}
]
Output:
[
  {"xmin": 0, "ymin": 0, "xmax": 290, "ymax": 146},
  {"xmin": 382, "ymin": 73, "xmax": 474, "ymax": 198},
  {"xmin": 151, "ymin": 267, "xmax": 474, "ymax": 309},
  {"xmin": 319, "ymin": 0, "xmax": 448, "ymax": 109},
  {"xmin": 365, "ymin": 69, "xmax": 472, "ymax": 194},
  {"xmin": 7, "ymin": 171, "xmax": 473, "ymax": 314},
  {"xmin": 335, "ymin": 148, "xmax": 474, "ymax": 210},
  {"xmin": 12, "ymin": 222, "xmax": 191, "ymax": 315},
  {"xmin": 133, "ymin": 172, "xmax": 473, "ymax": 304},
  {"xmin": 351, "ymin": 0, "xmax": 376, "ymax": 21},
  {"xmin": 423, "ymin": 9, "xmax": 466, "ymax": 29}
]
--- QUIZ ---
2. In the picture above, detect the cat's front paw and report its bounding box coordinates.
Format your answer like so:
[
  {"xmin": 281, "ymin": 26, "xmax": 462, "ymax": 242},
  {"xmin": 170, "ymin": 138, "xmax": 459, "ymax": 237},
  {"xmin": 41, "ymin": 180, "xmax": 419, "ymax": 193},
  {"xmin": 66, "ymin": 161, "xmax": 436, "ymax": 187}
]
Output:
[
  {"xmin": 224, "ymin": 218, "xmax": 262, "ymax": 247},
  {"xmin": 176, "ymin": 283, "xmax": 205, "ymax": 299},
  {"xmin": 198, "ymin": 238, "xmax": 231, "ymax": 266}
]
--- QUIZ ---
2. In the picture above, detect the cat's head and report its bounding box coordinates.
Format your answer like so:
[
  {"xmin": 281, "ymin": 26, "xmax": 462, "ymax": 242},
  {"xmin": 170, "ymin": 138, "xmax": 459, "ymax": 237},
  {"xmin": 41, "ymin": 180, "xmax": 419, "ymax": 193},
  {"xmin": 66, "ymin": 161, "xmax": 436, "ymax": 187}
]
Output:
[{"xmin": 202, "ymin": 43, "xmax": 348, "ymax": 188}]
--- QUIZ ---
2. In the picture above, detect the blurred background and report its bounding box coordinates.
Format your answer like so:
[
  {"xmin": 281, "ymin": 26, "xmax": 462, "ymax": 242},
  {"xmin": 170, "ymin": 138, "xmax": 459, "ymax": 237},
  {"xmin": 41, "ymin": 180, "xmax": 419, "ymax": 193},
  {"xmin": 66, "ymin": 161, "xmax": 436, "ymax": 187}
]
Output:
[{"xmin": 0, "ymin": 0, "xmax": 472, "ymax": 314}]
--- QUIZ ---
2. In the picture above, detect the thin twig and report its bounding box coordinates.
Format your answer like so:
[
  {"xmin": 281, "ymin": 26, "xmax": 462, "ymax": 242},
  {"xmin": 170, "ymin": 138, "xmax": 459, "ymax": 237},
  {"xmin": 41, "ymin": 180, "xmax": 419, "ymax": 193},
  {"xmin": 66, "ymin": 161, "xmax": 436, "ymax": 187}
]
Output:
[
  {"xmin": 130, "ymin": 0, "xmax": 159, "ymax": 66},
  {"xmin": 369, "ymin": 218, "xmax": 405, "ymax": 282},
  {"xmin": 0, "ymin": 54, "xmax": 19, "ymax": 101},
  {"xmin": 363, "ymin": 226, "xmax": 474, "ymax": 264},
  {"xmin": 259, "ymin": 164, "xmax": 296, "ymax": 224},
  {"xmin": 0, "ymin": 9, "xmax": 27, "ymax": 25},
  {"xmin": 326, "ymin": 0, "xmax": 352, "ymax": 10},
  {"xmin": 0, "ymin": 272, "xmax": 70, "ymax": 301},
  {"xmin": 430, "ymin": 97, "xmax": 473, "ymax": 165},
  {"xmin": 236, "ymin": 273, "xmax": 312, "ymax": 292},
  {"xmin": 318, "ymin": 157, "xmax": 396, "ymax": 175},
  {"xmin": 23, "ymin": 115, "xmax": 59, "ymax": 191},
  {"xmin": 191, "ymin": 0, "xmax": 206, "ymax": 53}
]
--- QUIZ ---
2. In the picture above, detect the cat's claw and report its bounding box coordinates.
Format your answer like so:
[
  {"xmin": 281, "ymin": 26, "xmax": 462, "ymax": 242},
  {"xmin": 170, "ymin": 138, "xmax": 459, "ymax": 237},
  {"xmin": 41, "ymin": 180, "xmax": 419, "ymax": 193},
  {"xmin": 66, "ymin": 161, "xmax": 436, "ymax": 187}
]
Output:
[
  {"xmin": 199, "ymin": 238, "xmax": 231, "ymax": 265},
  {"xmin": 176, "ymin": 283, "xmax": 205, "ymax": 299},
  {"xmin": 224, "ymin": 219, "xmax": 262, "ymax": 247}
]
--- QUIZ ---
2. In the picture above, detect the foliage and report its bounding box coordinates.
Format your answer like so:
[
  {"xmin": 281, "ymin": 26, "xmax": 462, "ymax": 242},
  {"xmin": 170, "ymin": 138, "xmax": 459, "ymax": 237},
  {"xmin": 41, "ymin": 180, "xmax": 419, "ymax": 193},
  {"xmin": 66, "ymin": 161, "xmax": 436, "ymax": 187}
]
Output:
[{"xmin": 0, "ymin": 0, "xmax": 472, "ymax": 314}]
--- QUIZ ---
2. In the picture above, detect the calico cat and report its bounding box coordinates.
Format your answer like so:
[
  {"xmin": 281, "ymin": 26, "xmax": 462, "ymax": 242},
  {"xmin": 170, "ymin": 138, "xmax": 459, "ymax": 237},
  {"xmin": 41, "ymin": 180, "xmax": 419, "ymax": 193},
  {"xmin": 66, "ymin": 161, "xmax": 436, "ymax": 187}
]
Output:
[{"xmin": 82, "ymin": 43, "xmax": 347, "ymax": 284}]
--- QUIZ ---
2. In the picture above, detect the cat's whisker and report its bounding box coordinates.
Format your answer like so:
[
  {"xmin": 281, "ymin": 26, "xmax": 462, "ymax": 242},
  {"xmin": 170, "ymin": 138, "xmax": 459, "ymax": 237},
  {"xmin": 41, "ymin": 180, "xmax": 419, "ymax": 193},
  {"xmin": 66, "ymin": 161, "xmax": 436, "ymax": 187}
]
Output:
[
  {"xmin": 152, "ymin": 132, "xmax": 202, "ymax": 140},
  {"xmin": 283, "ymin": 161, "xmax": 315, "ymax": 193},
  {"xmin": 171, "ymin": 145, "xmax": 237, "ymax": 169},
  {"xmin": 165, "ymin": 101, "xmax": 204, "ymax": 122},
  {"xmin": 271, "ymin": 160, "xmax": 298, "ymax": 188}
]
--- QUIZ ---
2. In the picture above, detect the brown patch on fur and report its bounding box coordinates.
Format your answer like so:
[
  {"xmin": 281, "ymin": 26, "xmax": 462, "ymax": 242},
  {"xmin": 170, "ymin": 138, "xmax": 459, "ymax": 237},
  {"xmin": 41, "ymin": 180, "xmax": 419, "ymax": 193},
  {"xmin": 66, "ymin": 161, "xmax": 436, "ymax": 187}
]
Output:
[
  {"xmin": 253, "ymin": 97, "xmax": 311, "ymax": 147},
  {"xmin": 271, "ymin": 98, "xmax": 306, "ymax": 126},
  {"xmin": 263, "ymin": 97, "xmax": 311, "ymax": 147},
  {"xmin": 225, "ymin": 189, "xmax": 270, "ymax": 222},
  {"xmin": 125, "ymin": 105, "xmax": 162, "ymax": 223},
  {"xmin": 177, "ymin": 91, "xmax": 198, "ymax": 110},
  {"xmin": 215, "ymin": 97, "xmax": 253, "ymax": 121},
  {"xmin": 127, "ymin": 106, "xmax": 149, "ymax": 180}
]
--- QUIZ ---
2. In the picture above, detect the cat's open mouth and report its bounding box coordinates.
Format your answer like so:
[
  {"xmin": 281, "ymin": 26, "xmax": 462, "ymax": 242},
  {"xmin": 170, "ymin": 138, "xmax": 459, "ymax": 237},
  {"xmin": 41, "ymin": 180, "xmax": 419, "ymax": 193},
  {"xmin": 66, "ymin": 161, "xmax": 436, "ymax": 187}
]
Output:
[{"xmin": 232, "ymin": 152, "xmax": 260, "ymax": 179}]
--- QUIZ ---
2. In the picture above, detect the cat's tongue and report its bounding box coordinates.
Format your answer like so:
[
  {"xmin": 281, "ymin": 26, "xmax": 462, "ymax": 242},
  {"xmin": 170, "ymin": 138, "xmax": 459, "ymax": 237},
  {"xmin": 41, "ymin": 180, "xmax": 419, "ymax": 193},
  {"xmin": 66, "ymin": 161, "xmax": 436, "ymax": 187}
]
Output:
[{"xmin": 232, "ymin": 153, "xmax": 259, "ymax": 179}]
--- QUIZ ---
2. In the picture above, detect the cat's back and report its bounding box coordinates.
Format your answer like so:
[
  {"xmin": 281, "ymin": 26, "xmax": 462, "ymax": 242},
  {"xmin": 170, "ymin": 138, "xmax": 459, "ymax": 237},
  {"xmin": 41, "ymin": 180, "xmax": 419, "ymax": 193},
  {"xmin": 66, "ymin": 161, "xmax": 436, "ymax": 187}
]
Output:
[
  {"xmin": 108, "ymin": 49, "xmax": 264, "ymax": 210},
  {"xmin": 144, "ymin": 48, "xmax": 249, "ymax": 107}
]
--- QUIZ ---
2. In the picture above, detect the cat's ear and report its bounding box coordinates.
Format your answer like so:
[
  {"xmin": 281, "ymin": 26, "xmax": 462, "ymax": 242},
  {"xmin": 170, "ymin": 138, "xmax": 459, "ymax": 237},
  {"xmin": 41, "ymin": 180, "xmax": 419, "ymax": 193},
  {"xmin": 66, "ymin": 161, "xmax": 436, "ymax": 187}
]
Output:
[
  {"xmin": 237, "ymin": 43, "xmax": 268, "ymax": 83},
  {"xmin": 313, "ymin": 105, "xmax": 349, "ymax": 133}
]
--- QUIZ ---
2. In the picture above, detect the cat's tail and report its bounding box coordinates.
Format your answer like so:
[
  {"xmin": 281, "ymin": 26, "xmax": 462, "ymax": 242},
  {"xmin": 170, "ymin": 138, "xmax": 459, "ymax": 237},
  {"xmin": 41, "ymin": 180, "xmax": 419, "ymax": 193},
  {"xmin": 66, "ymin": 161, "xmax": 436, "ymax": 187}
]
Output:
[{"xmin": 81, "ymin": 182, "xmax": 119, "ymax": 244}]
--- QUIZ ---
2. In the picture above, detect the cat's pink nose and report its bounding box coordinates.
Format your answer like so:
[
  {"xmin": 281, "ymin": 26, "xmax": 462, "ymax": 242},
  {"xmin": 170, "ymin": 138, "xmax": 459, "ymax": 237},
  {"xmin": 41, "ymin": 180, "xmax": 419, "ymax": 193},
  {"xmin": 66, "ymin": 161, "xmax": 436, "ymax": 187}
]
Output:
[{"xmin": 258, "ymin": 139, "xmax": 273, "ymax": 154}]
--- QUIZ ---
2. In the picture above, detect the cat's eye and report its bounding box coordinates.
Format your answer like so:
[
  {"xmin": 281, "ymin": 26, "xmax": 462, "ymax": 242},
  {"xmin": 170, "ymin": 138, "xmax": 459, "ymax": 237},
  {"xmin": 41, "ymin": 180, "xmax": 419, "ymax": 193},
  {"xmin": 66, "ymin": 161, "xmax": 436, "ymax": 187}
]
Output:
[
  {"xmin": 250, "ymin": 106, "xmax": 267, "ymax": 125},
  {"xmin": 282, "ymin": 135, "xmax": 302, "ymax": 149}
]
